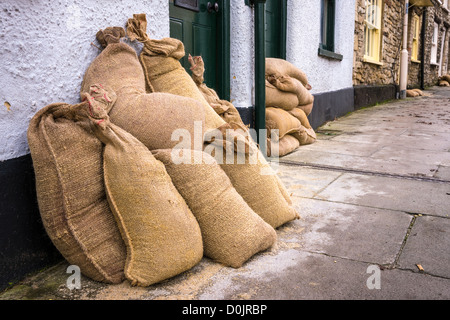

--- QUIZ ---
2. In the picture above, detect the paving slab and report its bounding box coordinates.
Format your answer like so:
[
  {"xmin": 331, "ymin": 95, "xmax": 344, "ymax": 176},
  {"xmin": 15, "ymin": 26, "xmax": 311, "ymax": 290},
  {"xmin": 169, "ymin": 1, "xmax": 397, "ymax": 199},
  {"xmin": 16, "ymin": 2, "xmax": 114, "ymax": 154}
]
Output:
[
  {"xmin": 198, "ymin": 252, "xmax": 450, "ymax": 300},
  {"xmin": 397, "ymin": 215, "xmax": 450, "ymax": 279},
  {"xmin": 315, "ymin": 173, "xmax": 450, "ymax": 217},
  {"xmin": 435, "ymin": 165, "xmax": 450, "ymax": 180},
  {"xmin": 290, "ymin": 197, "xmax": 412, "ymax": 264},
  {"xmin": 281, "ymin": 149, "xmax": 440, "ymax": 178},
  {"xmin": 318, "ymin": 122, "xmax": 408, "ymax": 136},
  {"xmin": 275, "ymin": 165, "xmax": 343, "ymax": 198},
  {"xmin": 331, "ymin": 131, "xmax": 450, "ymax": 153},
  {"xmin": 370, "ymin": 145, "xmax": 450, "ymax": 167},
  {"xmin": 286, "ymin": 139, "xmax": 381, "ymax": 157}
]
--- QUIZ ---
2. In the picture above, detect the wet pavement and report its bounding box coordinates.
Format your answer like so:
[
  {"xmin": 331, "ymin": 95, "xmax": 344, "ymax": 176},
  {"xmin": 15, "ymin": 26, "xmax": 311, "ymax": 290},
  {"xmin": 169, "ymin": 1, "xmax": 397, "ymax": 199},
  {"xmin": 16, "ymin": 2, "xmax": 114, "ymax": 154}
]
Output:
[{"xmin": 1, "ymin": 86, "xmax": 449, "ymax": 301}]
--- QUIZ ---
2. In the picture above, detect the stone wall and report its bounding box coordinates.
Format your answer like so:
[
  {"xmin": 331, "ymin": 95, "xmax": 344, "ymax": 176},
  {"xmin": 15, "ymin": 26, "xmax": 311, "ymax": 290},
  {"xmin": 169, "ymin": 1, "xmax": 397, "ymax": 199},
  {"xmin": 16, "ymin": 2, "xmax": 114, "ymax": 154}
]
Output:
[{"xmin": 353, "ymin": 0, "xmax": 404, "ymax": 86}]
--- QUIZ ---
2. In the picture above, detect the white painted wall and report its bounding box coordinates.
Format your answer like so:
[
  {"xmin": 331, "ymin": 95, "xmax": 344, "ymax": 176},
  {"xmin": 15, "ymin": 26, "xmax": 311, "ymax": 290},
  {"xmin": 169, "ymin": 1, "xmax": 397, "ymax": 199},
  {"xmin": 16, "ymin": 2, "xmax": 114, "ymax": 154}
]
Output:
[
  {"xmin": 229, "ymin": 0, "xmax": 255, "ymax": 109},
  {"xmin": 286, "ymin": 0, "xmax": 356, "ymax": 95},
  {"xmin": 229, "ymin": 0, "xmax": 356, "ymax": 106},
  {"xmin": 0, "ymin": 0, "xmax": 169, "ymax": 161}
]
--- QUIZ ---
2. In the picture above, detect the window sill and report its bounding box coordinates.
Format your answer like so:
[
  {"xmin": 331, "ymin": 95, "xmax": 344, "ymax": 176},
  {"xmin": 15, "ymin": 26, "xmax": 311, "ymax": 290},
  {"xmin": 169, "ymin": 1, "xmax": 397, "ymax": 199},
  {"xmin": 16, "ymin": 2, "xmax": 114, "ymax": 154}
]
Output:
[
  {"xmin": 318, "ymin": 48, "xmax": 343, "ymax": 61},
  {"xmin": 411, "ymin": 59, "xmax": 421, "ymax": 64},
  {"xmin": 363, "ymin": 56, "xmax": 383, "ymax": 66},
  {"xmin": 430, "ymin": 62, "xmax": 439, "ymax": 66}
]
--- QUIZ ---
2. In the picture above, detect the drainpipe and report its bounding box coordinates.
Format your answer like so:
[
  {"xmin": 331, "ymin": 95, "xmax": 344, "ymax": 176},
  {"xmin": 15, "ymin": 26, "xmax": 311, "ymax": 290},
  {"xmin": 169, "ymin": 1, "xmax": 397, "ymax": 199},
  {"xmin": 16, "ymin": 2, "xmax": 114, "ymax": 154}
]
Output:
[
  {"xmin": 253, "ymin": 0, "xmax": 267, "ymax": 154},
  {"xmin": 399, "ymin": 0, "xmax": 409, "ymax": 99}
]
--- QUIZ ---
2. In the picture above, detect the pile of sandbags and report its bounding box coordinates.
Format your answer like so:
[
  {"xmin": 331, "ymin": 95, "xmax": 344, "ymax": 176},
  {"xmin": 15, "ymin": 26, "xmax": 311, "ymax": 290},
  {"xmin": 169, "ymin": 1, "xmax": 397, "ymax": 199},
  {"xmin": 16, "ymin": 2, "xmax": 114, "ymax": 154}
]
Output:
[
  {"xmin": 27, "ymin": 18, "xmax": 299, "ymax": 287},
  {"xmin": 265, "ymin": 58, "xmax": 316, "ymax": 157},
  {"xmin": 126, "ymin": 14, "xmax": 299, "ymax": 228},
  {"xmin": 439, "ymin": 74, "xmax": 450, "ymax": 87}
]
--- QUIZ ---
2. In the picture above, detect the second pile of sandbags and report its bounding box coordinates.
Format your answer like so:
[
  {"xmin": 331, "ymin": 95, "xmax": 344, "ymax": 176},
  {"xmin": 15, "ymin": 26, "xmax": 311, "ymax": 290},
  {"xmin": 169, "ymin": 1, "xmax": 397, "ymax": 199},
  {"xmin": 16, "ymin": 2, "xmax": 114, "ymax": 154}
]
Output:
[{"xmin": 265, "ymin": 58, "xmax": 317, "ymax": 157}]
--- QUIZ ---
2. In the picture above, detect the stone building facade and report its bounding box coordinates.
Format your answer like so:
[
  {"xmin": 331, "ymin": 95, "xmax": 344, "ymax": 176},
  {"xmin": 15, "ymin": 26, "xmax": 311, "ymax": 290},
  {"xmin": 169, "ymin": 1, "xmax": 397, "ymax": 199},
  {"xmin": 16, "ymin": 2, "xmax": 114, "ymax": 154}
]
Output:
[
  {"xmin": 353, "ymin": 0, "xmax": 403, "ymax": 86},
  {"xmin": 407, "ymin": 0, "xmax": 450, "ymax": 87},
  {"xmin": 353, "ymin": 0, "xmax": 450, "ymax": 107},
  {"xmin": 423, "ymin": 0, "xmax": 450, "ymax": 85}
]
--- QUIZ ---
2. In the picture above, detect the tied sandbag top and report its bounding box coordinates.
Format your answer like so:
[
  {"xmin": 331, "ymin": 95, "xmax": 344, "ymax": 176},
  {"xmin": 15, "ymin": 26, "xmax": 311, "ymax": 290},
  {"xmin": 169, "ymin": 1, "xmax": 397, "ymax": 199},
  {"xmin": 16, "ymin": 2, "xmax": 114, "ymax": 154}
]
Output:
[
  {"xmin": 126, "ymin": 13, "xmax": 185, "ymax": 59},
  {"xmin": 188, "ymin": 54, "xmax": 247, "ymax": 128},
  {"xmin": 82, "ymin": 84, "xmax": 117, "ymax": 130},
  {"xmin": 96, "ymin": 27, "xmax": 126, "ymax": 48}
]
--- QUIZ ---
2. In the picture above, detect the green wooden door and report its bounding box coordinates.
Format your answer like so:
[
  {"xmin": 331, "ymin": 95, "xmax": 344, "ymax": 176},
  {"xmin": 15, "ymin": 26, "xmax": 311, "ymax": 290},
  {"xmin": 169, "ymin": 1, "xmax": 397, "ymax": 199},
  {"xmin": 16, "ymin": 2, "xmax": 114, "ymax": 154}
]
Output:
[
  {"xmin": 265, "ymin": 0, "xmax": 287, "ymax": 59},
  {"xmin": 170, "ymin": 0, "xmax": 226, "ymax": 96}
]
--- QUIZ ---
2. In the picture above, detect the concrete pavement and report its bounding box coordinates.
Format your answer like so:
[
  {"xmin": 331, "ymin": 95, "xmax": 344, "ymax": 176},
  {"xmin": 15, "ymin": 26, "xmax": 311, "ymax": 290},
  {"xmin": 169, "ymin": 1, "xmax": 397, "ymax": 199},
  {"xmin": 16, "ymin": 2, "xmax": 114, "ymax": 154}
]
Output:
[{"xmin": 1, "ymin": 87, "xmax": 449, "ymax": 300}]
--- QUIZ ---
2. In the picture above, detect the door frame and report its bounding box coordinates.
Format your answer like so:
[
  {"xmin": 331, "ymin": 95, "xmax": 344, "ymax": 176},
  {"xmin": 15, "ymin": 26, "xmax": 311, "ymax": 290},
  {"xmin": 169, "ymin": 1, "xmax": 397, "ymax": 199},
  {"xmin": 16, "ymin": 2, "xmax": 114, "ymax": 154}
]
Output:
[
  {"xmin": 169, "ymin": 0, "xmax": 230, "ymax": 100},
  {"xmin": 216, "ymin": 0, "xmax": 231, "ymax": 100},
  {"xmin": 279, "ymin": 0, "xmax": 287, "ymax": 60}
]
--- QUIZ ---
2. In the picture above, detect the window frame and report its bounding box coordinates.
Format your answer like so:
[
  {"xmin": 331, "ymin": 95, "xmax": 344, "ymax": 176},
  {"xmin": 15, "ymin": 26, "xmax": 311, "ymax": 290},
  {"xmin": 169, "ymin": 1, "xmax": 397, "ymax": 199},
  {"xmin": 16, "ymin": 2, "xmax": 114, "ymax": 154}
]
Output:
[
  {"xmin": 431, "ymin": 22, "xmax": 439, "ymax": 65},
  {"xmin": 318, "ymin": 0, "xmax": 343, "ymax": 60},
  {"xmin": 364, "ymin": 0, "xmax": 383, "ymax": 65},
  {"xmin": 411, "ymin": 14, "xmax": 420, "ymax": 63}
]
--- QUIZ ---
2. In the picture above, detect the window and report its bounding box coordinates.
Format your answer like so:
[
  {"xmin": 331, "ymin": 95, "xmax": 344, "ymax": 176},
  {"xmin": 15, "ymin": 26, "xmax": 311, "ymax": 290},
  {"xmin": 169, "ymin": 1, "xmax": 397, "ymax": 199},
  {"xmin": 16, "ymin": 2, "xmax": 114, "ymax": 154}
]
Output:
[
  {"xmin": 431, "ymin": 22, "xmax": 439, "ymax": 64},
  {"xmin": 411, "ymin": 15, "xmax": 420, "ymax": 62},
  {"xmin": 364, "ymin": 0, "xmax": 383, "ymax": 64},
  {"xmin": 319, "ymin": 0, "xmax": 343, "ymax": 60},
  {"xmin": 320, "ymin": 0, "xmax": 335, "ymax": 52}
]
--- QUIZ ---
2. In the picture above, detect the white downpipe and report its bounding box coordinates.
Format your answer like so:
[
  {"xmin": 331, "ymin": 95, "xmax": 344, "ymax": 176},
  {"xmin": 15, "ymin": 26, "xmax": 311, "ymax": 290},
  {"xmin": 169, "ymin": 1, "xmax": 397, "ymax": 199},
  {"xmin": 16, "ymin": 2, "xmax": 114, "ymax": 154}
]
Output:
[
  {"xmin": 438, "ymin": 28, "xmax": 447, "ymax": 77},
  {"xmin": 399, "ymin": 1, "xmax": 409, "ymax": 99}
]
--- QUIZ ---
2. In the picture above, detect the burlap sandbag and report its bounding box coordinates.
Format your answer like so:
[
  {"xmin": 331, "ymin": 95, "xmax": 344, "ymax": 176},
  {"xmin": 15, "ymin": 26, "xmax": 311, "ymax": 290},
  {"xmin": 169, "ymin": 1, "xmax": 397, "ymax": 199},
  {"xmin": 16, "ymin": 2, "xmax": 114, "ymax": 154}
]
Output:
[
  {"xmin": 27, "ymin": 99, "xmax": 126, "ymax": 284},
  {"xmin": 216, "ymin": 148, "xmax": 300, "ymax": 228},
  {"xmin": 110, "ymin": 92, "xmax": 206, "ymax": 151},
  {"xmin": 188, "ymin": 54, "xmax": 246, "ymax": 128},
  {"xmin": 84, "ymin": 89, "xmax": 203, "ymax": 287},
  {"xmin": 288, "ymin": 107, "xmax": 316, "ymax": 145},
  {"xmin": 267, "ymin": 134, "xmax": 300, "ymax": 157},
  {"xmin": 291, "ymin": 125, "xmax": 317, "ymax": 146},
  {"xmin": 152, "ymin": 149, "xmax": 276, "ymax": 268},
  {"xmin": 442, "ymin": 74, "xmax": 450, "ymax": 83},
  {"xmin": 267, "ymin": 75, "xmax": 314, "ymax": 106},
  {"xmin": 265, "ymin": 80, "xmax": 299, "ymax": 111},
  {"xmin": 81, "ymin": 27, "xmax": 206, "ymax": 151},
  {"xmin": 265, "ymin": 107, "xmax": 302, "ymax": 140},
  {"xmin": 81, "ymin": 27, "xmax": 145, "ymax": 96},
  {"xmin": 439, "ymin": 80, "xmax": 450, "ymax": 86},
  {"xmin": 406, "ymin": 89, "xmax": 419, "ymax": 97},
  {"xmin": 126, "ymin": 14, "xmax": 226, "ymax": 132},
  {"xmin": 297, "ymin": 99, "xmax": 314, "ymax": 116},
  {"xmin": 288, "ymin": 107, "xmax": 312, "ymax": 129},
  {"xmin": 266, "ymin": 58, "xmax": 312, "ymax": 90}
]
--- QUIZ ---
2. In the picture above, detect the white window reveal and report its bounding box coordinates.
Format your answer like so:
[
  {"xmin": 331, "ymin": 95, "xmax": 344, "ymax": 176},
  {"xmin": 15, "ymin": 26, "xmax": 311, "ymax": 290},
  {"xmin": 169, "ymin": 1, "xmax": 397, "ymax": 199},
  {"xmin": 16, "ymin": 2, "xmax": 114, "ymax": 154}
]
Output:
[{"xmin": 431, "ymin": 22, "xmax": 439, "ymax": 65}]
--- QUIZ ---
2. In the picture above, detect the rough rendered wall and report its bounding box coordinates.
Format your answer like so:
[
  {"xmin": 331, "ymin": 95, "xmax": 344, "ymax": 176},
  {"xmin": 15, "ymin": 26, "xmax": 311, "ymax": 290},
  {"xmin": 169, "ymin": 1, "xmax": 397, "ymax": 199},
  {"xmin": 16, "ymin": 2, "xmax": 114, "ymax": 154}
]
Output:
[
  {"xmin": 286, "ymin": 0, "xmax": 356, "ymax": 94},
  {"xmin": 229, "ymin": 0, "xmax": 254, "ymax": 109},
  {"xmin": 0, "ymin": 0, "xmax": 169, "ymax": 162}
]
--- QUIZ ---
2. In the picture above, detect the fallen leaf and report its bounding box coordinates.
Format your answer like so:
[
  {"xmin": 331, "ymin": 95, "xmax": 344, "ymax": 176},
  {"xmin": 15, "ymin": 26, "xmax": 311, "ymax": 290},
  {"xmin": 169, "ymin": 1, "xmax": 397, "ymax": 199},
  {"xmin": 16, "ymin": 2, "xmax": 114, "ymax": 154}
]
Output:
[
  {"xmin": 416, "ymin": 264, "xmax": 424, "ymax": 272},
  {"xmin": 4, "ymin": 101, "xmax": 11, "ymax": 111}
]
